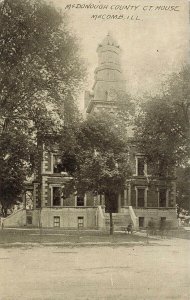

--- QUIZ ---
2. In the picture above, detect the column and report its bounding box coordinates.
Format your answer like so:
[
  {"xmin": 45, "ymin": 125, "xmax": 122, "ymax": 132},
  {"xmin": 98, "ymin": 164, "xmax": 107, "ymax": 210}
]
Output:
[
  {"xmin": 135, "ymin": 187, "xmax": 138, "ymax": 207},
  {"xmin": 166, "ymin": 189, "xmax": 169, "ymax": 208},
  {"xmin": 124, "ymin": 189, "xmax": 127, "ymax": 206},
  {"xmin": 22, "ymin": 192, "xmax": 26, "ymax": 209},
  {"xmin": 74, "ymin": 195, "xmax": 77, "ymax": 207},
  {"xmin": 118, "ymin": 194, "xmax": 121, "ymax": 212},
  {"xmin": 145, "ymin": 188, "xmax": 148, "ymax": 208},
  {"xmin": 128, "ymin": 184, "xmax": 131, "ymax": 206},
  {"xmin": 84, "ymin": 193, "xmax": 87, "ymax": 206}
]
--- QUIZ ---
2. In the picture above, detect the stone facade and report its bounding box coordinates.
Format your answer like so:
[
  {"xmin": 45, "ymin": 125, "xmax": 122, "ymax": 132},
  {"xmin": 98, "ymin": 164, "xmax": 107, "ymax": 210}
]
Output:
[
  {"xmin": 83, "ymin": 33, "xmax": 177, "ymax": 228},
  {"xmin": 4, "ymin": 33, "xmax": 177, "ymax": 229}
]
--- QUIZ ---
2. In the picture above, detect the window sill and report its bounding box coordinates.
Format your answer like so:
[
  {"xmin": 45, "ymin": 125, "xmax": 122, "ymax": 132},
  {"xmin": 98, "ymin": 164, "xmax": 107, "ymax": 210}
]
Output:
[
  {"xmin": 41, "ymin": 173, "xmax": 71, "ymax": 177},
  {"xmin": 46, "ymin": 206, "xmax": 97, "ymax": 208},
  {"xmin": 134, "ymin": 207, "xmax": 175, "ymax": 209}
]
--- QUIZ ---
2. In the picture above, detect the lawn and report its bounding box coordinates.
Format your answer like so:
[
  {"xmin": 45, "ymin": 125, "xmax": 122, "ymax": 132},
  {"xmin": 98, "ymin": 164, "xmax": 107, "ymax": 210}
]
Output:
[
  {"xmin": 0, "ymin": 227, "xmax": 190, "ymax": 247},
  {"xmin": 0, "ymin": 228, "xmax": 150, "ymax": 246}
]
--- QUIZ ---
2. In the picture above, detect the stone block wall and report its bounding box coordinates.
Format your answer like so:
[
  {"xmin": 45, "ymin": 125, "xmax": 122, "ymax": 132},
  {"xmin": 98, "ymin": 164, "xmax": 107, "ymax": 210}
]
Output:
[
  {"xmin": 40, "ymin": 207, "xmax": 98, "ymax": 228},
  {"xmin": 134, "ymin": 208, "xmax": 178, "ymax": 228}
]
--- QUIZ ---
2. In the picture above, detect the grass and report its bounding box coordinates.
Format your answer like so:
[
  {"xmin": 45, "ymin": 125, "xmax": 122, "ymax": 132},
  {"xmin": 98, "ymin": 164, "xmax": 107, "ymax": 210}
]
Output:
[
  {"xmin": 0, "ymin": 228, "xmax": 189, "ymax": 247},
  {"xmin": 0, "ymin": 228, "xmax": 150, "ymax": 246}
]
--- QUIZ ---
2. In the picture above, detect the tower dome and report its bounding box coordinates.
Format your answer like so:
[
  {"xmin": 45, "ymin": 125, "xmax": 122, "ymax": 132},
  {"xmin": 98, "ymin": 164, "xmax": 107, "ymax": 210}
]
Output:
[{"xmin": 99, "ymin": 32, "xmax": 119, "ymax": 48}]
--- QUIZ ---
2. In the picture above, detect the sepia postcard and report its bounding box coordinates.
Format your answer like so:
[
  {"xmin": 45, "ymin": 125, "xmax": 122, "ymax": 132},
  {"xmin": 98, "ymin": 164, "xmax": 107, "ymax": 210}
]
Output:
[{"xmin": 0, "ymin": 0, "xmax": 189, "ymax": 299}]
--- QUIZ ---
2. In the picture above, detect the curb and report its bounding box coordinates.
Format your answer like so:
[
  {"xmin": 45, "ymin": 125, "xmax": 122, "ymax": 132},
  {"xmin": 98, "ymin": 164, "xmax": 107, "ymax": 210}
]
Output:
[{"xmin": 0, "ymin": 241, "xmax": 151, "ymax": 247}]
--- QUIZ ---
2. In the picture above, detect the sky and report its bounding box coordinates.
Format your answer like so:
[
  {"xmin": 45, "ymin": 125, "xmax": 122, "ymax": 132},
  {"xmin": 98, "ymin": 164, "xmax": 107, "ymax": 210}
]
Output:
[{"xmin": 49, "ymin": 0, "xmax": 189, "ymax": 109}]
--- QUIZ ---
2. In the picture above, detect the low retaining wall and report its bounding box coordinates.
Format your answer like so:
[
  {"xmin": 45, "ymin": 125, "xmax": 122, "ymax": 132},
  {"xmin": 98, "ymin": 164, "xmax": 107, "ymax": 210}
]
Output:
[
  {"xmin": 3, "ymin": 206, "xmax": 177, "ymax": 229},
  {"xmin": 3, "ymin": 209, "xmax": 26, "ymax": 227},
  {"xmin": 134, "ymin": 208, "xmax": 178, "ymax": 228},
  {"xmin": 40, "ymin": 207, "xmax": 98, "ymax": 228}
]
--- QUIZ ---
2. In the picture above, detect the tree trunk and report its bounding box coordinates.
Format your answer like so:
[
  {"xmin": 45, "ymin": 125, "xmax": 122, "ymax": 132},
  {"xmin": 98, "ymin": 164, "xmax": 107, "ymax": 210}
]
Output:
[
  {"xmin": 2, "ymin": 206, "xmax": 7, "ymax": 217},
  {"xmin": 109, "ymin": 211, "xmax": 114, "ymax": 235},
  {"xmin": 105, "ymin": 190, "xmax": 116, "ymax": 235}
]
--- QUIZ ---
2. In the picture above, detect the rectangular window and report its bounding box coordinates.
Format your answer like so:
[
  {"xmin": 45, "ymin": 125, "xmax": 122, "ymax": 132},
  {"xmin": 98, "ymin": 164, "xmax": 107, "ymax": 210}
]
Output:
[
  {"xmin": 77, "ymin": 195, "xmax": 84, "ymax": 206},
  {"xmin": 54, "ymin": 216, "xmax": 60, "ymax": 227},
  {"xmin": 26, "ymin": 215, "xmax": 32, "ymax": 225},
  {"xmin": 137, "ymin": 157, "xmax": 145, "ymax": 176},
  {"xmin": 53, "ymin": 155, "xmax": 63, "ymax": 173},
  {"xmin": 53, "ymin": 187, "xmax": 61, "ymax": 206},
  {"xmin": 120, "ymin": 190, "xmax": 125, "ymax": 207},
  {"xmin": 159, "ymin": 190, "xmax": 167, "ymax": 207},
  {"xmin": 99, "ymin": 194, "xmax": 103, "ymax": 205},
  {"xmin": 139, "ymin": 217, "xmax": 144, "ymax": 228},
  {"xmin": 78, "ymin": 216, "xmax": 84, "ymax": 228},
  {"xmin": 137, "ymin": 189, "xmax": 145, "ymax": 207}
]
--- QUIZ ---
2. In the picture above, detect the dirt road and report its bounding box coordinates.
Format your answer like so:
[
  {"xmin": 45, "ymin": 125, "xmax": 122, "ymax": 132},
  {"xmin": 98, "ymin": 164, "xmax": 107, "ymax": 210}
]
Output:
[{"xmin": 0, "ymin": 238, "xmax": 189, "ymax": 299}]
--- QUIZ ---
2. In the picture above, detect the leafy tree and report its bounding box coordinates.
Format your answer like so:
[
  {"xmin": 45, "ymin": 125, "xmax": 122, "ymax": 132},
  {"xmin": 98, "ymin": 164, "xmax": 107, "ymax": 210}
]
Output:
[
  {"xmin": 109, "ymin": 89, "xmax": 136, "ymax": 122},
  {"xmin": 0, "ymin": 128, "xmax": 35, "ymax": 216},
  {"xmin": 60, "ymin": 111, "xmax": 132, "ymax": 234},
  {"xmin": 0, "ymin": 0, "xmax": 85, "ymax": 215},
  {"xmin": 134, "ymin": 65, "xmax": 190, "ymax": 177}
]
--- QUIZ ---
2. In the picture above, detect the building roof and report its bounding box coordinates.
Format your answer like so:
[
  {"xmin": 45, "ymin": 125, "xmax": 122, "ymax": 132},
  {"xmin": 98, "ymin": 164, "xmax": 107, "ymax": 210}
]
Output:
[{"xmin": 100, "ymin": 32, "xmax": 119, "ymax": 48}]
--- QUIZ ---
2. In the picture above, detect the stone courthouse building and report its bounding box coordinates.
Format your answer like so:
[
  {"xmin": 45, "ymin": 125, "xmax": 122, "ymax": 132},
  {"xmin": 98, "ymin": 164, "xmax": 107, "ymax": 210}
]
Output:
[{"xmin": 4, "ymin": 33, "xmax": 177, "ymax": 229}]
